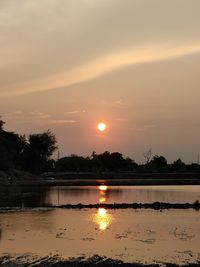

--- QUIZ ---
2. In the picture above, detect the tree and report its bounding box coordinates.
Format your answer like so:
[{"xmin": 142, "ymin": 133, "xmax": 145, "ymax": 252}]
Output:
[
  {"xmin": 56, "ymin": 155, "xmax": 91, "ymax": 172},
  {"xmin": 23, "ymin": 130, "xmax": 57, "ymax": 172},
  {"xmin": 171, "ymin": 158, "xmax": 185, "ymax": 171},
  {"xmin": 0, "ymin": 129, "xmax": 27, "ymax": 170},
  {"xmin": 143, "ymin": 148, "xmax": 152, "ymax": 164},
  {"xmin": 0, "ymin": 116, "xmax": 5, "ymax": 130},
  {"xmin": 149, "ymin": 155, "xmax": 167, "ymax": 169}
]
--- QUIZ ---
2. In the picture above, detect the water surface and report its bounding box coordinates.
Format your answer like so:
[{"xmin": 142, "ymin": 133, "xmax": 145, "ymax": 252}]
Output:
[
  {"xmin": 0, "ymin": 185, "xmax": 200, "ymax": 207},
  {"xmin": 0, "ymin": 208, "xmax": 199, "ymax": 265}
]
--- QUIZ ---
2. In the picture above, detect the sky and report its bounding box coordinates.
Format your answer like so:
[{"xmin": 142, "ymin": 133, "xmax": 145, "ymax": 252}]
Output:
[{"xmin": 0, "ymin": 0, "xmax": 200, "ymax": 163}]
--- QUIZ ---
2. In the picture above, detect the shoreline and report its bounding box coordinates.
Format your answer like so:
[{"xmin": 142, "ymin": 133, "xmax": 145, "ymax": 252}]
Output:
[
  {"xmin": 0, "ymin": 201, "xmax": 200, "ymax": 211},
  {"xmin": 0, "ymin": 254, "xmax": 199, "ymax": 267},
  {"xmin": 2, "ymin": 177, "xmax": 200, "ymax": 186},
  {"xmin": 1, "ymin": 170, "xmax": 200, "ymax": 186}
]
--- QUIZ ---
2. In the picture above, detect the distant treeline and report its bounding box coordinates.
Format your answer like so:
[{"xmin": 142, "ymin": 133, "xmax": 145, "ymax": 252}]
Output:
[
  {"xmin": 55, "ymin": 152, "xmax": 200, "ymax": 173},
  {"xmin": 0, "ymin": 117, "xmax": 200, "ymax": 174}
]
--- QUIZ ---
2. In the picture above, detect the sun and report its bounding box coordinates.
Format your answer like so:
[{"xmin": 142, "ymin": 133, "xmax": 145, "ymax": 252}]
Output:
[{"xmin": 97, "ymin": 122, "xmax": 107, "ymax": 132}]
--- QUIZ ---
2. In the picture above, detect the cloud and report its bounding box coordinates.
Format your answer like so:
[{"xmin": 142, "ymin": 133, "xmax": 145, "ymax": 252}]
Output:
[
  {"xmin": 0, "ymin": 1, "xmax": 200, "ymax": 96},
  {"xmin": 64, "ymin": 110, "xmax": 86, "ymax": 115},
  {"xmin": 129, "ymin": 127, "xmax": 145, "ymax": 132},
  {"xmin": 28, "ymin": 111, "xmax": 51, "ymax": 119},
  {"xmin": 1, "ymin": 43, "xmax": 200, "ymax": 97},
  {"xmin": 129, "ymin": 124, "xmax": 157, "ymax": 132},
  {"xmin": 1, "ymin": 111, "xmax": 51, "ymax": 121},
  {"xmin": 2, "ymin": 111, "xmax": 23, "ymax": 117},
  {"xmin": 49, "ymin": 120, "xmax": 76, "ymax": 124}
]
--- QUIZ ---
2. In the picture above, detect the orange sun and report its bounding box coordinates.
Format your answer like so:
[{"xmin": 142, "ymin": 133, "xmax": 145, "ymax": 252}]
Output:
[{"xmin": 97, "ymin": 122, "xmax": 107, "ymax": 132}]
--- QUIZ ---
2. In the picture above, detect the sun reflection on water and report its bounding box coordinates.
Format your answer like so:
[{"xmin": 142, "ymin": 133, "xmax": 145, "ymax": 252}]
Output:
[
  {"xmin": 91, "ymin": 185, "xmax": 113, "ymax": 231},
  {"xmin": 98, "ymin": 185, "xmax": 108, "ymax": 203},
  {"xmin": 93, "ymin": 207, "xmax": 113, "ymax": 231},
  {"xmin": 99, "ymin": 197, "xmax": 106, "ymax": 203},
  {"xmin": 99, "ymin": 185, "xmax": 108, "ymax": 191}
]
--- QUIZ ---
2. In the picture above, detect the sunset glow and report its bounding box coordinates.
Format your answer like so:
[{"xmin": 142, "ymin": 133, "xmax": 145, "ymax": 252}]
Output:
[
  {"xmin": 0, "ymin": 1, "xmax": 200, "ymax": 265},
  {"xmin": 97, "ymin": 123, "xmax": 107, "ymax": 132}
]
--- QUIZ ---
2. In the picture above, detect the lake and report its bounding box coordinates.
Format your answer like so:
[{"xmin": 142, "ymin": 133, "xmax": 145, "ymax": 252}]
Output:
[
  {"xmin": 0, "ymin": 185, "xmax": 200, "ymax": 266},
  {"xmin": 0, "ymin": 185, "xmax": 200, "ymax": 207},
  {"xmin": 0, "ymin": 208, "xmax": 200, "ymax": 265}
]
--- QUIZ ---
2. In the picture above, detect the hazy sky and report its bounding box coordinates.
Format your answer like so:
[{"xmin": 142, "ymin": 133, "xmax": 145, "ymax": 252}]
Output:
[{"xmin": 1, "ymin": 0, "xmax": 200, "ymax": 163}]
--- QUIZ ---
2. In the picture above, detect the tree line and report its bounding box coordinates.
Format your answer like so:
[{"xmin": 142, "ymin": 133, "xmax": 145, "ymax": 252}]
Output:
[
  {"xmin": 55, "ymin": 152, "xmax": 200, "ymax": 173},
  {"xmin": 0, "ymin": 117, "xmax": 200, "ymax": 174}
]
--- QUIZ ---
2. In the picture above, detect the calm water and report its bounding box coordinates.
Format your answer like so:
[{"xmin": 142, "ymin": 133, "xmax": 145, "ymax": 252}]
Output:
[
  {"xmin": 0, "ymin": 185, "xmax": 200, "ymax": 207},
  {"xmin": 0, "ymin": 208, "xmax": 199, "ymax": 265},
  {"xmin": 0, "ymin": 185, "xmax": 200, "ymax": 265}
]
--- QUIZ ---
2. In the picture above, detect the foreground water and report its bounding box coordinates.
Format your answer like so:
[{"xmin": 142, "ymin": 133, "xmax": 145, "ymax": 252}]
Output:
[
  {"xmin": 1, "ymin": 185, "xmax": 200, "ymax": 207},
  {"xmin": 0, "ymin": 208, "xmax": 199, "ymax": 265},
  {"xmin": 0, "ymin": 185, "xmax": 200, "ymax": 266}
]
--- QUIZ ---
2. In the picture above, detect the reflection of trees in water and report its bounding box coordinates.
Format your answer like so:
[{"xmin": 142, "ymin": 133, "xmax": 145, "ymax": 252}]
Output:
[
  {"xmin": 98, "ymin": 187, "xmax": 123, "ymax": 203},
  {"xmin": 54, "ymin": 187, "xmax": 96, "ymax": 197},
  {"xmin": 46, "ymin": 186, "xmax": 123, "ymax": 205},
  {"xmin": 105, "ymin": 189, "xmax": 123, "ymax": 197},
  {"xmin": 0, "ymin": 186, "xmax": 49, "ymax": 207},
  {"xmin": 50, "ymin": 186, "xmax": 123, "ymax": 197},
  {"xmin": 132, "ymin": 188, "xmax": 197, "ymax": 203},
  {"xmin": 44, "ymin": 187, "xmax": 98, "ymax": 206},
  {"xmin": 0, "ymin": 186, "xmax": 198, "ymax": 207}
]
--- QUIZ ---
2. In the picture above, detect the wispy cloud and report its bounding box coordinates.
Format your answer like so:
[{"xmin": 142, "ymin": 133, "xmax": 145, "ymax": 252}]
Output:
[
  {"xmin": 1, "ymin": 43, "xmax": 200, "ymax": 97},
  {"xmin": 2, "ymin": 111, "xmax": 23, "ymax": 117},
  {"xmin": 49, "ymin": 120, "xmax": 76, "ymax": 124},
  {"xmin": 111, "ymin": 100, "xmax": 128, "ymax": 109},
  {"xmin": 129, "ymin": 127, "xmax": 145, "ymax": 132},
  {"xmin": 1, "ymin": 111, "xmax": 51, "ymax": 121},
  {"xmin": 29, "ymin": 111, "xmax": 51, "ymax": 119},
  {"xmin": 64, "ymin": 110, "xmax": 86, "ymax": 115}
]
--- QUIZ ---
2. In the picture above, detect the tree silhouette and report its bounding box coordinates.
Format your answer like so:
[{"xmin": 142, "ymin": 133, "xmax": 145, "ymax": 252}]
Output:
[
  {"xmin": 0, "ymin": 116, "xmax": 5, "ymax": 130},
  {"xmin": 171, "ymin": 158, "xmax": 185, "ymax": 171},
  {"xmin": 0, "ymin": 126, "xmax": 26, "ymax": 170},
  {"xmin": 149, "ymin": 155, "xmax": 167, "ymax": 169},
  {"xmin": 22, "ymin": 130, "xmax": 57, "ymax": 172},
  {"xmin": 143, "ymin": 148, "xmax": 152, "ymax": 164}
]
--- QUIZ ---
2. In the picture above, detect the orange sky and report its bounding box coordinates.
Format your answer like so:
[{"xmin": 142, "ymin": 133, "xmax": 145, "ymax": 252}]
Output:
[{"xmin": 0, "ymin": 0, "xmax": 200, "ymax": 163}]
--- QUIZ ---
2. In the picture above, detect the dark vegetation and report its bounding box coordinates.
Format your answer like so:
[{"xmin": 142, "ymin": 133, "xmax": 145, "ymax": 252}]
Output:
[
  {"xmin": 3, "ymin": 201, "xmax": 198, "ymax": 210},
  {"xmin": 0, "ymin": 254, "xmax": 199, "ymax": 267},
  {"xmin": 55, "ymin": 152, "xmax": 200, "ymax": 173},
  {"xmin": 0, "ymin": 117, "xmax": 57, "ymax": 173},
  {"xmin": 0, "ymin": 117, "xmax": 200, "ymax": 174}
]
